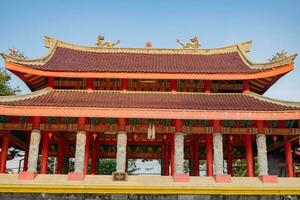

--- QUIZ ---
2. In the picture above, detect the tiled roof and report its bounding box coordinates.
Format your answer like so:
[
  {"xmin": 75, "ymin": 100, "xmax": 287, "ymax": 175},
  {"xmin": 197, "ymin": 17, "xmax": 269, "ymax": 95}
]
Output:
[
  {"xmin": 25, "ymin": 47, "xmax": 261, "ymax": 74},
  {"xmin": 0, "ymin": 89, "xmax": 298, "ymax": 111},
  {"xmin": 2, "ymin": 37, "xmax": 296, "ymax": 74}
]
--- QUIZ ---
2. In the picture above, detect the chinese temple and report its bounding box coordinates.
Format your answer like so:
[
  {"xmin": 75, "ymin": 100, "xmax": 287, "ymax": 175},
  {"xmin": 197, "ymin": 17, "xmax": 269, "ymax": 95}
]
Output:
[{"xmin": 0, "ymin": 36, "xmax": 300, "ymax": 196}]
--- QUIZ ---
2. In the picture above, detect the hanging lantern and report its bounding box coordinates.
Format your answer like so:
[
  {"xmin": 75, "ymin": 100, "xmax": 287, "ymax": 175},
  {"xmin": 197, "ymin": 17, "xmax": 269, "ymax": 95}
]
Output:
[
  {"xmin": 272, "ymin": 135, "xmax": 278, "ymax": 143},
  {"xmin": 133, "ymin": 133, "xmax": 138, "ymax": 140},
  {"xmin": 48, "ymin": 132, "xmax": 53, "ymax": 140},
  {"xmin": 92, "ymin": 132, "xmax": 98, "ymax": 140},
  {"xmin": 163, "ymin": 133, "xmax": 167, "ymax": 140}
]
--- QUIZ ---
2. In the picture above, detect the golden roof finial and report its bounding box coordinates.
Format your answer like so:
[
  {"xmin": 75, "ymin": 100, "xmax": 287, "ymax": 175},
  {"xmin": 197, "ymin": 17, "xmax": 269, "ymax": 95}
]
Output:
[
  {"xmin": 96, "ymin": 35, "xmax": 120, "ymax": 48},
  {"xmin": 269, "ymin": 50, "xmax": 287, "ymax": 62},
  {"xmin": 176, "ymin": 36, "xmax": 200, "ymax": 49},
  {"xmin": 8, "ymin": 48, "xmax": 27, "ymax": 60}
]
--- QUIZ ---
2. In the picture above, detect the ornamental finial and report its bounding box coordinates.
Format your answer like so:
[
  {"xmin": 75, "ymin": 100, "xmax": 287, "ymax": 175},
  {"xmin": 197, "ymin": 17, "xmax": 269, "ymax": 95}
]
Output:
[
  {"xmin": 269, "ymin": 50, "xmax": 287, "ymax": 62},
  {"xmin": 176, "ymin": 36, "xmax": 200, "ymax": 49},
  {"xmin": 8, "ymin": 48, "xmax": 27, "ymax": 60},
  {"xmin": 96, "ymin": 35, "xmax": 120, "ymax": 48}
]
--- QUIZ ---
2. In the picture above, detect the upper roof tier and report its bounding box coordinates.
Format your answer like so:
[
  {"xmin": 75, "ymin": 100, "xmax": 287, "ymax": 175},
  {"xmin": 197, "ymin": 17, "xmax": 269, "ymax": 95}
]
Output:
[{"xmin": 0, "ymin": 36, "xmax": 297, "ymax": 92}]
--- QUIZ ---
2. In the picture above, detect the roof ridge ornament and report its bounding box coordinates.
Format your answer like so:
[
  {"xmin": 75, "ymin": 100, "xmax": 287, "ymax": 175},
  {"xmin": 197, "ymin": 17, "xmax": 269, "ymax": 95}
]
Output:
[
  {"xmin": 8, "ymin": 48, "xmax": 27, "ymax": 60},
  {"xmin": 269, "ymin": 50, "xmax": 287, "ymax": 62},
  {"xmin": 176, "ymin": 36, "xmax": 200, "ymax": 49},
  {"xmin": 96, "ymin": 35, "xmax": 120, "ymax": 48}
]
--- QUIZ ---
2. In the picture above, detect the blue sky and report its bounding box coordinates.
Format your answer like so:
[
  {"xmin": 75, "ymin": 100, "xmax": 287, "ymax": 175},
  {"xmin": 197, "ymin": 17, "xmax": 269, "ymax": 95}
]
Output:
[{"xmin": 0, "ymin": 0, "xmax": 299, "ymax": 100}]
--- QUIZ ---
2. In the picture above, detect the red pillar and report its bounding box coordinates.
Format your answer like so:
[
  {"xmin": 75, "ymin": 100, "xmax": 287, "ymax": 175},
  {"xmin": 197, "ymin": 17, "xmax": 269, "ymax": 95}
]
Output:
[
  {"xmin": 206, "ymin": 134, "xmax": 213, "ymax": 176},
  {"xmin": 48, "ymin": 77, "xmax": 55, "ymax": 90},
  {"xmin": 164, "ymin": 141, "xmax": 170, "ymax": 176},
  {"xmin": 189, "ymin": 141, "xmax": 194, "ymax": 176},
  {"xmin": 194, "ymin": 143, "xmax": 199, "ymax": 176},
  {"xmin": 169, "ymin": 79, "xmax": 177, "ymax": 92},
  {"xmin": 121, "ymin": 79, "xmax": 128, "ymax": 91},
  {"xmin": 40, "ymin": 131, "xmax": 50, "ymax": 174},
  {"xmin": 285, "ymin": 141, "xmax": 294, "ymax": 177},
  {"xmin": 227, "ymin": 139, "xmax": 233, "ymax": 176},
  {"xmin": 170, "ymin": 134, "xmax": 175, "ymax": 176},
  {"xmin": 91, "ymin": 133, "xmax": 98, "ymax": 175},
  {"xmin": 84, "ymin": 132, "xmax": 91, "ymax": 175},
  {"xmin": 204, "ymin": 80, "xmax": 211, "ymax": 93},
  {"xmin": 57, "ymin": 139, "xmax": 64, "ymax": 174},
  {"xmin": 23, "ymin": 147, "xmax": 29, "ymax": 171},
  {"xmin": 87, "ymin": 78, "xmax": 94, "ymax": 90},
  {"xmin": 243, "ymin": 80, "xmax": 250, "ymax": 93},
  {"xmin": 245, "ymin": 134, "xmax": 254, "ymax": 177},
  {"xmin": 161, "ymin": 141, "xmax": 165, "ymax": 176},
  {"xmin": 0, "ymin": 133, "xmax": 9, "ymax": 173}
]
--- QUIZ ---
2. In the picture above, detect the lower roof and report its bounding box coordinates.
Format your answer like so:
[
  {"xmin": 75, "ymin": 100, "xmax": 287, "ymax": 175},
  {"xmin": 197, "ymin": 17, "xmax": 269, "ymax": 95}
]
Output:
[{"xmin": 0, "ymin": 89, "xmax": 299, "ymax": 120}]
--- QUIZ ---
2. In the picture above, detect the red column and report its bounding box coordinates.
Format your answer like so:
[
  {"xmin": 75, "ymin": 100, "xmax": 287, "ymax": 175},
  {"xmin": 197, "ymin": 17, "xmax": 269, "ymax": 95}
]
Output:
[
  {"xmin": 161, "ymin": 142, "xmax": 165, "ymax": 176},
  {"xmin": 23, "ymin": 147, "xmax": 29, "ymax": 171},
  {"xmin": 169, "ymin": 79, "xmax": 177, "ymax": 92},
  {"xmin": 48, "ymin": 77, "xmax": 55, "ymax": 90},
  {"xmin": 245, "ymin": 134, "xmax": 254, "ymax": 177},
  {"xmin": 0, "ymin": 133, "xmax": 9, "ymax": 173},
  {"xmin": 78, "ymin": 117, "xmax": 86, "ymax": 131},
  {"xmin": 189, "ymin": 141, "xmax": 194, "ymax": 176},
  {"xmin": 87, "ymin": 78, "xmax": 94, "ymax": 90},
  {"xmin": 170, "ymin": 134, "xmax": 175, "ymax": 176},
  {"xmin": 194, "ymin": 143, "xmax": 199, "ymax": 176},
  {"xmin": 204, "ymin": 80, "xmax": 211, "ymax": 93},
  {"xmin": 91, "ymin": 133, "xmax": 98, "ymax": 175},
  {"xmin": 164, "ymin": 141, "xmax": 170, "ymax": 176},
  {"xmin": 84, "ymin": 132, "xmax": 91, "ymax": 175},
  {"xmin": 121, "ymin": 79, "xmax": 128, "ymax": 91},
  {"xmin": 285, "ymin": 141, "xmax": 294, "ymax": 177},
  {"xmin": 227, "ymin": 139, "xmax": 233, "ymax": 176},
  {"xmin": 243, "ymin": 80, "xmax": 250, "ymax": 93},
  {"xmin": 57, "ymin": 139, "xmax": 64, "ymax": 174},
  {"xmin": 40, "ymin": 131, "xmax": 50, "ymax": 174},
  {"xmin": 206, "ymin": 134, "xmax": 213, "ymax": 176}
]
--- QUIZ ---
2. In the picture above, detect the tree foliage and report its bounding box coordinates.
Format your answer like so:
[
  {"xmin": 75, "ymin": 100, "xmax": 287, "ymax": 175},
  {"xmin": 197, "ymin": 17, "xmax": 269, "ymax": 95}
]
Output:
[{"xmin": 0, "ymin": 69, "xmax": 20, "ymax": 96}]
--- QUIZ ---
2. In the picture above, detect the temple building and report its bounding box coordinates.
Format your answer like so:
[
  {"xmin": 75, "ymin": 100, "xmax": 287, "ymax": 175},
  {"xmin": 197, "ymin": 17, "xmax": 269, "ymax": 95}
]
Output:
[{"xmin": 0, "ymin": 36, "xmax": 300, "ymax": 195}]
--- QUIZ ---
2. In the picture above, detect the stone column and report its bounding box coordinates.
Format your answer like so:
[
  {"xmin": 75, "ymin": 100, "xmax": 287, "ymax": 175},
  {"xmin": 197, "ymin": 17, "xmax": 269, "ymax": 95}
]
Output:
[
  {"xmin": 74, "ymin": 131, "xmax": 86, "ymax": 173},
  {"xmin": 256, "ymin": 134, "xmax": 268, "ymax": 176},
  {"xmin": 27, "ymin": 130, "xmax": 41, "ymax": 172},
  {"xmin": 174, "ymin": 132, "xmax": 184, "ymax": 174},
  {"xmin": 213, "ymin": 133, "xmax": 224, "ymax": 175},
  {"xmin": 116, "ymin": 131, "xmax": 127, "ymax": 173}
]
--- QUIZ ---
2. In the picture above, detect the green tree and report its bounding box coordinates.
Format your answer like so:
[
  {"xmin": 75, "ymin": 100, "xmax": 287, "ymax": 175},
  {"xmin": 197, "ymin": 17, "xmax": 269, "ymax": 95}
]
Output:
[
  {"xmin": 99, "ymin": 159, "xmax": 116, "ymax": 175},
  {"xmin": 98, "ymin": 159, "xmax": 139, "ymax": 175},
  {"xmin": 0, "ymin": 69, "xmax": 20, "ymax": 96}
]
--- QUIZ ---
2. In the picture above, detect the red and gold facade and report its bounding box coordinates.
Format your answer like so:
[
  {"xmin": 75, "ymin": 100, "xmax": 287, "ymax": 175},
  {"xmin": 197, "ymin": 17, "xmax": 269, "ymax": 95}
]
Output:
[{"xmin": 0, "ymin": 36, "xmax": 300, "ymax": 190}]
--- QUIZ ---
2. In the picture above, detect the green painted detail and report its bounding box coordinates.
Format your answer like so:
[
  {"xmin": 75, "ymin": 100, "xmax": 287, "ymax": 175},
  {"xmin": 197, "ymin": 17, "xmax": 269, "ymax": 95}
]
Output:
[
  {"xmin": 46, "ymin": 117, "xmax": 56, "ymax": 124},
  {"xmin": 128, "ymin": 118, "xmax": 139, "ymax": 125},
  {"xmin": 284, "ymin": 120, "xmax": 295, "ymax": 128},
  {"xmin": 90, "ymin": 117, "xmax": 100, "ymax": 125},
  {"xmin": 184, "ymin": 120, "xmax": 193, "ymax": 126},
  {"xmin": 162, "ymin": 119, "xmax": 171, "ymax": 126},
  {"xmin": 19, "ymin": 116, "xmax": 28, "ymax": 123},
  {"xmin": 64, "ymin": 117, "xmax": 74, "ymax": 124},
  {"xmin": 242, "ymin": 120, "xmax": 252, "ymax": 127},
  {"xmin": 223, "ymin": 120, "xmax": 234, "ymax": 127},
  {"xmin": 0, "ymin": 116, "xmax": 9, "ymax": 123},
  {"xmin": 106, "ymin": 118, "xmax": 116, "ymax": 125},
  {"xmin": 199, "ymin": 120, "xmax": 209, "ymax": 127},
  {"xmin": 268, "ymin": 120, "xmax": 278, "ymax": 128}
]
